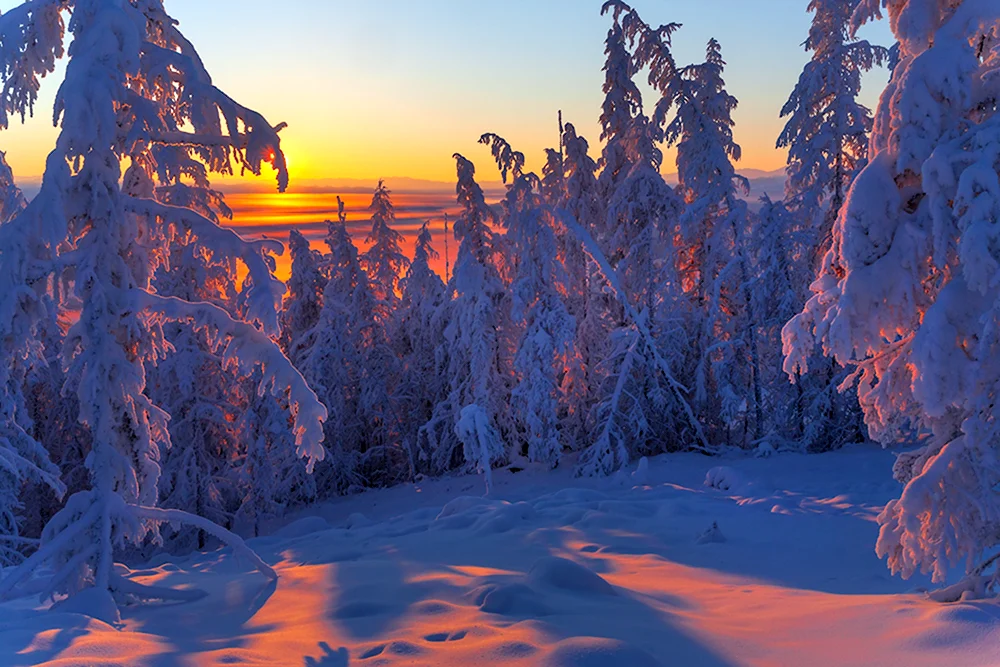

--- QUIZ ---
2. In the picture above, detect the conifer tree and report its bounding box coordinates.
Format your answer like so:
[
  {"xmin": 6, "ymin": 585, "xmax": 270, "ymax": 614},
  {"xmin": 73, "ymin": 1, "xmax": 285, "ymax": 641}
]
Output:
[
  {"xmin": 362, "ymin": 180, "xmax": 409, "ymax": 312},
  {"xmin": 280, "ymin": 229, "xmax": 325, "ymax": 358},
  {"xmin": 784, "ymin": 0, "xmax": 1000, "ymax": 598},
  {"xmin": 0, "ymin": 151, "xmax": 26, "ymax": 224},
  {"xmin": 0, "ymin": 0, "xmax": 326, "ymax": 615},
  {"xmin": 396, "ymin": 222, "xmax": 448, "ymax": 472},
  {"xmin": 778, "ymin": 0, "xmax": 887, "ymax": 251},
  {"xmin": 480, "ymin": 133, "xmax": 576, "ymax": 466},
  {"xmin": 421, "ymin": 155, "xmax": 511, "ymax": 479},
  {"xmin": 664, "ymin": 39, "xmax": 758, "ymax": 445}
]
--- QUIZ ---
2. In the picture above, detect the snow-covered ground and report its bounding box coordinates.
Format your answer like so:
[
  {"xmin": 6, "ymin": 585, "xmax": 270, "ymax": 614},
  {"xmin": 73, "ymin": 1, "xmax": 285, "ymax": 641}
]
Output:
[{"xmin": 2, "ymin": 445, "xmax": 999, "ymax": 666}]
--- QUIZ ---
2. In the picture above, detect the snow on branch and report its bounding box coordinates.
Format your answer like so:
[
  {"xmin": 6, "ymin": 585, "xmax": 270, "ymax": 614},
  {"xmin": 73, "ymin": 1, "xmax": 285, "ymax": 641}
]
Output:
[
  {"xmin": 138, "ymin": 41, "xmax": 289, "ymax": 191},
  {"xmin": 132, "ymin": 505, "xmax": 277, "ymax": 580},
  {"xmin": 123, "ymin": 196, "xmax": 285, "ymax": 334},
  {"xmin": 557, "ymin": 207, "xmax": 710, "ymax": 452},
  {"xmin": 136, "ymin": 291, "xmax": 327, "ymax": 471},
  {"xmin": 478, "ymin": 133, "xmax": 527, "ymax": 184},
  {"xmin": 0, "ymin": 0, "xmax": 66, "ymax": 129}
]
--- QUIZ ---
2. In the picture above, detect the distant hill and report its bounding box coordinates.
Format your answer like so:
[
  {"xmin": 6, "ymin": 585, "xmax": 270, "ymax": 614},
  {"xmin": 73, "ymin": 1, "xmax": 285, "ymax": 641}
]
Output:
[
  {"xmin": 16, "ymin": 168, "xmax": 788, "ymax": 205},
  {"xmin": 233, "ymin": 168, "xmax": 789, "ymax": 202}
]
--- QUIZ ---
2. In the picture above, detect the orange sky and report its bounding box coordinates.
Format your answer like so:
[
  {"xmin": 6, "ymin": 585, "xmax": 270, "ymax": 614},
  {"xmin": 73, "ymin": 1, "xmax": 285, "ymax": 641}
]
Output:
[
  {"xmin": 226, "ymin": 189, "xmax": 471, "ymax": 281},
  {"xmin": 0, "ymin": 0, "xmax": 892, "ymax": 282},
  {"xmin": 0, "ymin": 0, "xmax": 891, "ymax": 187}
]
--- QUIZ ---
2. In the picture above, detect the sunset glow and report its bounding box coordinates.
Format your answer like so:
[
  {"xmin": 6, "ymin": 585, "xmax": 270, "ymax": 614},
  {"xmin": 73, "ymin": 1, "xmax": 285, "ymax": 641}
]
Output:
[{"xmin": 3, "ymin": 1, "xmax": 997, "ymax": 665}]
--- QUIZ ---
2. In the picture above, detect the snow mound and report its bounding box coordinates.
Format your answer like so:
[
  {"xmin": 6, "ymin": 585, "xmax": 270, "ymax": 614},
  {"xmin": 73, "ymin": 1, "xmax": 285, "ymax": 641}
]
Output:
[
  {"xmin": 475, "ymin": 582, "xmax": 552, "ymax": 616},
  {"xmin": 543, "ymin": 637, "xmax": 660, "ymax": 667},
  {"xmin": 704, "ymin": 466, "xmax": 750, "ymax": 492},
  {"xmin": 528, "ymin": 556, "xmax": 616, "ymax": 596},
  {"xmin": 696, "ymin": 521, "xmax": 726, "ymax": 545},
  {"xmin": 51, "ymin": 588, "xmax": 121, "ymax": 626}
]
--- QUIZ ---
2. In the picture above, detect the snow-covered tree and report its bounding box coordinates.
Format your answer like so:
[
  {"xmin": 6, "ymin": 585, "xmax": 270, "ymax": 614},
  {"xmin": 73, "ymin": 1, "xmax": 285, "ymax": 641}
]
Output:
[
  {"xmin": 395, "ymin": 221, "xmax": 448, "ymax": 472},
  {"xmin": 0, "ymin": 223, "xmax": 64, "ymax": 568},
  {"xmin": 664, "ymin": 39, "xmax": 758, "ymax": 445},
  {"xmin": 299, "ymin": 215, "xmax": 367, "ymax": 493},
  {"xmin": 0, "ymin": 0, "xmax": 326, "ymax": 614},
  {"xmin": 280, "ymin": 229, "xmax": 325, "ymax": 357},
  {"xmin": 0, "ymin": 151, "xmax": 26, "ymax": 224},
  {"xmin": 235, "ymin": 369, "xmax": 316, "ymax": 537},
  {"xmin": 596, "ymin": 7, "xmax": 644, "ymax": 222},
  {"xmin": 480, "ymin": 133, "xmax": 576, "ymax": 466},
  {"xmin": 777, "ymin": 0, "xmax": 887, "ymax": 255},
  {"xmin": 562, "ymin": 212, "xmax": 708, "ymax": 476},
  {"xmin": 362, "ymin": 180, "xmax": 409, "ymax": 312},
  {"xmin": 149, "ymin": 323, "xmax": 245, "ymax": 550},
  {"xmin": 559, "ymin": 123, "xmax": 608, "ymax": 440},
  {"xmin": 421, "ymin": 155, "xmax": 511, "ymax": 477},
  {"xmin": 784, "ymin": 0, "xmax": 1000, "ymax": 598},
  {"xmin": 747, "ymin": 195, "xmax": 862, "ymax": 451}
]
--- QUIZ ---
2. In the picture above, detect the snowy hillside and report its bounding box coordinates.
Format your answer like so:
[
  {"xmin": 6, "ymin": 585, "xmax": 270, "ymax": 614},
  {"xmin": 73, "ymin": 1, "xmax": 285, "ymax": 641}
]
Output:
[{"xmin": 3, "ymin": 446, "xmax": 998, "ymax": 667}]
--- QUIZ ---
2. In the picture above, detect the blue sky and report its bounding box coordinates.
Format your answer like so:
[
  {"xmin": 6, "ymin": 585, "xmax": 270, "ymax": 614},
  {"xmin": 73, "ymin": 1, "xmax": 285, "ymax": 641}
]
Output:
[{"xmin": 0, "ymin": 0, "xmax": 894, "ymax": 185}]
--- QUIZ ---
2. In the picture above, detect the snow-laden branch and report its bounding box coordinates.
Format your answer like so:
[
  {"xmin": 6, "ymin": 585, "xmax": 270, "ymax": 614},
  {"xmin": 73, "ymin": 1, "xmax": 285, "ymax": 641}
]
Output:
[
  {"xmin": 0, "ymin": 0, "xmax": 66, "ymax": 129},
  {"xmin": 139, "ymin": 41, "xmax": 289, "ymax": 191},
  {"xmin": 557, "ymin": 207, "xmax": 710, "ymax": 452},
  {"xmin": 0, "ymin": 498, "xmax": 101, "ymax": 601},
  {"xmin": 132, "ymin": 505, "xmax": 276, "ymax": 580},
  {"xmin": 123, "ymin": 196, "xmax": 285, "ymax": 334},
  {"xmin": 136, "ymin": 291, "xmax": 327, "ymax": 470}
]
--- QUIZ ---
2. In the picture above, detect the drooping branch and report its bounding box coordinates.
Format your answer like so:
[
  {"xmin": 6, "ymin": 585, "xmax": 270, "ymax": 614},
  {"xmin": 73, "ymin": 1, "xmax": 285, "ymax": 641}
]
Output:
[
  {"xmin": 132, "ymin": 505, "xmax": 277, "ymax": 580},
  {"xmin": 123, "ymin": 196, "xmax": 285, "ymax": 333},
  {"xmin": 136, "ymin": 291, "xmax": 328, "ymax": 469}
]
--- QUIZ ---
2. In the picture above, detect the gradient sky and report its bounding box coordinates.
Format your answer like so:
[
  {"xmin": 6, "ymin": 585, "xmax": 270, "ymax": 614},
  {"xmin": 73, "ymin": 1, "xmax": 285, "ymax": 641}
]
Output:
[{"xmin": 0, "ymin": 0, "xmax": 893, "ymax": 190}]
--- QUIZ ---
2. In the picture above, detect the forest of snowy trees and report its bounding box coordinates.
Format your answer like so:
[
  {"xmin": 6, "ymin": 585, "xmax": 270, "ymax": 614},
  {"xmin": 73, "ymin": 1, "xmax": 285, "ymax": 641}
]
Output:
[{"xmin": 0, "ymin": 0, "xmax": 999, "ymax": 617}]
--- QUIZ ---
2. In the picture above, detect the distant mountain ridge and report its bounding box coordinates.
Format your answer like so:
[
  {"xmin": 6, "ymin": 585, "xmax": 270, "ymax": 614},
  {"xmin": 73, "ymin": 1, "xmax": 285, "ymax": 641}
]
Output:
[
  {"xmin": 16, "ymin": 168, "xmax": 788, "ymax": 203},
  {"xmin": 223, "ymin": 167, "xmax": 789, "ymax": 200}
]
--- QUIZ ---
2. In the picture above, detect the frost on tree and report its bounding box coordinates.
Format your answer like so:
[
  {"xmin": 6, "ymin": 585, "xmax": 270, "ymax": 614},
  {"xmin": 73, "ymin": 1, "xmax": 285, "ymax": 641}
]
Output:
[
  {"xmin": 480, "ymin": 133, "xmax": 576, "ymax": 466},
  {"xmin": 0, "ymin": 0, "xmax": 326, "ymax": 615},
  {"xmin": 784, "ymin": 0, "xmax": 1000, "ymax": 598},
  {"xmin": 421, "ymin": 155, "xmax": 512, "ymax": 477},
  {"xmin": 362, "ymin": 180, "xmax": 410, "ymax": 313},
  {"xmin": 280, "ymin": 229, "xmax": 325, "ymax": 358},
  {"xmin": 777, "ymin": 0, "xmax": 887, "ymax": 258},
  {"xmin": 396, "ymin": 221, "xmax": 448, "ymax": 472}
]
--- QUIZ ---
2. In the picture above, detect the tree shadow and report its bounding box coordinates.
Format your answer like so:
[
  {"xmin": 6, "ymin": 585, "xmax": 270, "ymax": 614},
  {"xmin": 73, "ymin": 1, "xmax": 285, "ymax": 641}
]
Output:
[
  {"xmin": 306, "ymin": 519, "xmax": 736, "ymax": 666},
  {"xmin": 0, "ymin": 613, "xmax": 90, "ymax": 667},
  {"xmin": 304, "ymin": 642, "xmax": 349, "ymax": 666},
  {"xmin": 122, "ymin": 566, "xmax": 279, "ymax": 666},
  {"xmin": 325, "ymin": 546, "xmax": 467, "ymax": 641}
]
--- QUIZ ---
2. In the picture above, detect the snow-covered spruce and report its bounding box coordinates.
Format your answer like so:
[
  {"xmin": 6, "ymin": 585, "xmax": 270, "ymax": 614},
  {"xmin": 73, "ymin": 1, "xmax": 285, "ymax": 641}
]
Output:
[
  {"xmin": 777, "ymin": 0, "xmax": 887, "ymax": 245},
  {"xmin": 784, "ymin": 0, "xmax": 1000, "ymax": 598},
  {"xmin": 280, "ymin": 228, "xmax": 325, "ymax": 358},
  {"xmin": 664, "ymin": 39, "xmax": 758, "ymax": 446},
  {"xmin": 395, "ymin": 221, "xmax": 449, "ymax": 476},
  {"xmin": 362, "ymin": 180, "xmax": 410, "ymax": 313},
  {"xmin": 420, "ymin": 155, "xmax": 513, "ymax": 478},
  {"xmin": 480, "ymin": 133, "xmax": 576, "ymax": 466},
  {"xmin": 0, "ymin": 0, "xmax": 325, "ymax": 614}
]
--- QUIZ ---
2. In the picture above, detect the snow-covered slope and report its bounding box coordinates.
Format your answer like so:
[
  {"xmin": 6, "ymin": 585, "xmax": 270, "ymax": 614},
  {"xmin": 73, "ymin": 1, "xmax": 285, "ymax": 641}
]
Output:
[{"xmin": 2, "ymin": 446, "xmax": 998, "ymax": 666}]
